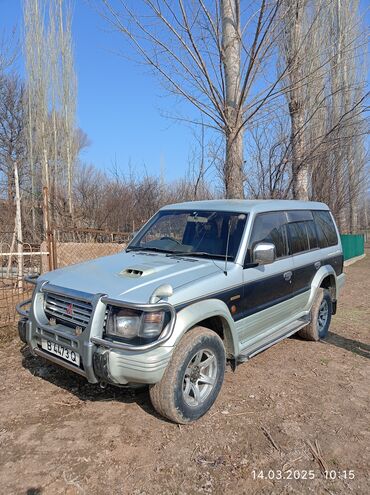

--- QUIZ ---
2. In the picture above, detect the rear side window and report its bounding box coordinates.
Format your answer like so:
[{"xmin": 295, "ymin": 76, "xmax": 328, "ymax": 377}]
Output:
[
  {"xmin": 313, "ymin": 210, "xmax": 338, "ymax": 247},
  {"xmin": 287, "ymin": 219, "xmax": 319, "ymax": 254},
  {"xmin": 287, "ymin": 222, "xmax": 309, "ymax": 253},
  {"xmin": 306, "ymin": 220, "xmax": 319, "ymax": 250},
  {"xmin": 248, "ymin": 212, "xmax": 288, "ymax": 260}
]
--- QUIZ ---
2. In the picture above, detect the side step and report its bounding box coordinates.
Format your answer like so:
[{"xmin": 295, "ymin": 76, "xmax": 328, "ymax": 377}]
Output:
[{"xmin": 237, "ymin": 315, "xmax": 310, "ymax": 363}]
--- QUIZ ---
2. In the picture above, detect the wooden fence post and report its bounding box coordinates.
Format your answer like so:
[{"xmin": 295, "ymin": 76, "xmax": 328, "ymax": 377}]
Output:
[{"xmin": 52, "ymin": 229, "xmax": 58, "ymax": 269}]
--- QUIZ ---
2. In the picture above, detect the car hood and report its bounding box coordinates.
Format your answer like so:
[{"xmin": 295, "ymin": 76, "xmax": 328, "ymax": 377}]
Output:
[{"xmin": 38, "ymin": 251, "xmax": 221, "ymax": 303}]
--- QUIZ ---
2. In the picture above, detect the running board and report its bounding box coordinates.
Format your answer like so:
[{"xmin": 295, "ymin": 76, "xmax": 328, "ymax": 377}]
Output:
[{"xmin": 237, "ymin": 315, "xmax": 310, "ymax": 363}]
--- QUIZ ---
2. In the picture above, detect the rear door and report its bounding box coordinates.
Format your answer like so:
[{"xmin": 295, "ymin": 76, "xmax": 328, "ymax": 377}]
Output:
[
  {"xmin": 286, "ymin": 210, "xmax": 320, "ymax": 307},
  {"xmin": 287, "ymin": 210, "xmax": 341, "ymax": 309},
  {"xmin": 312, "ymin": 210, "xmax": 342, "ymax": 275}
]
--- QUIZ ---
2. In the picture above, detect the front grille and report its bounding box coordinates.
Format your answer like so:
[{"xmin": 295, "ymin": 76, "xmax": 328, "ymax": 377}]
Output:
[{"xmin": 44, "ymin": 292, "xmax": 93, "ymax": 329}]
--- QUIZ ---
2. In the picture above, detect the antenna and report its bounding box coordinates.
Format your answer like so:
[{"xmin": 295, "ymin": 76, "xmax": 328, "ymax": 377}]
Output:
[{"xmin": 224, "ymin": 218, "xmax": 231, "ymax": 276}]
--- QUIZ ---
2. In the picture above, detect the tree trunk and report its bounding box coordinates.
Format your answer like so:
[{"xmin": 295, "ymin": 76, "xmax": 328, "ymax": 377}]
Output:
[
  {"xmin": 58, "ymin": 0, "xmax": 76, "ymax": 219},
  {"xmin": 27, "ymin": 88, "xmax": 36, "ymax": 232},
  {"xmin": 334, "ymin": 0, "xmax": 347, "ymax": 232},
  {"xmin": 66, "ymin": 140, "xmax": 73, "ymax": 217},
  {"xmin": 222, "ymin": 0, "xmax": 244, "ymax": 199},
  {"xmin": 51, "ymin": 106, "xmax": 58, "ymax": 226},
  {"xmin": 6, "ymin": 231, "xmax": 16, "ymax": 277},
  {"xmin": 41, "ymin": 121, "xmax": 50, "ymax": 189},
  {"xmin": 290, "ymin": 99, "xmax": 308, "ymax": 200},
  {"xmin": 14, "ymin": 160, "xmax": 23, "ymax": 289},
  {"xmin": 348, "ymin": 156, "xmax": 357, "ymax": 232},
  {"xmin": 287, "ymin": 1, "xmax": 309, "ymax": 200},
  {"xmin": 340, "ymin": 0, "xmax": 357, "ymax": 232},
  {"xmin": 7, "ymin": 168, "xmax": 14, "ymax": 205},
  {"xmin": 225, "ymin": 123, "xmax": 244, "ymax": 198}
]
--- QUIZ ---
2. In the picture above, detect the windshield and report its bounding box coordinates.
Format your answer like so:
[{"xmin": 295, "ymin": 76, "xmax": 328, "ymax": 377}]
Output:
[{"xmin": 128, "ymin": 210, "xmax": 248, "ymax": 260}]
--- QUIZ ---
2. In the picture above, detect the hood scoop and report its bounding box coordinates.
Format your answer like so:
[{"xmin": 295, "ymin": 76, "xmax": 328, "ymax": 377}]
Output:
[{"xmin": 119, "ymin": 265, "xmax": 156, "ymax": 278}]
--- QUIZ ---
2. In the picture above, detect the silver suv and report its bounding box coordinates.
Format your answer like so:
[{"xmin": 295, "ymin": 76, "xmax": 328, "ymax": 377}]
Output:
[{"xmin": 18, "ymin": 200, "xmax": 345, "ymax": 423}]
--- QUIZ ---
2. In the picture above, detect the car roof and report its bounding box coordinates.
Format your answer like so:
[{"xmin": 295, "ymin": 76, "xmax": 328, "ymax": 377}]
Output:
[{"xmin": 160, "ymin": 199, "xmax": 329, "ymax": 214}]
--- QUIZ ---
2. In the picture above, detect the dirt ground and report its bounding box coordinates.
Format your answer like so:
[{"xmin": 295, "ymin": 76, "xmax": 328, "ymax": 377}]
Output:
[{"xmin": 0, "ymin": 251, "xmax": 369, "ymax": 495}]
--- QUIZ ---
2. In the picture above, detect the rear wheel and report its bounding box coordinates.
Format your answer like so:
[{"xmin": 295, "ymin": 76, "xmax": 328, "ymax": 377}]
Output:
[
  {"xmin": 298, "ymin": 288, "xmax": 332, "ymax": 341},
  {"xmin": 149, "ymin": 327, "xmax": 226, "ymax": 424}
]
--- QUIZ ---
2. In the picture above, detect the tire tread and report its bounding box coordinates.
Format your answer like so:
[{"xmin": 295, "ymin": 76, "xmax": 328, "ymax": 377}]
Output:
[
  {"xmin": 298, "ymin": 288, "xmax": 331, "ymax": 341},
  {"xmin": 149, "ymin": 327, "xmax": 224, "ymax": 424}
]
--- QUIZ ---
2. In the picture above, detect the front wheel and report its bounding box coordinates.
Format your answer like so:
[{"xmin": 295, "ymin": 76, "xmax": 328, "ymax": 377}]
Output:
[{"xmin": 149, "ymin": 327, "xmax": 226, "ymax": 424}]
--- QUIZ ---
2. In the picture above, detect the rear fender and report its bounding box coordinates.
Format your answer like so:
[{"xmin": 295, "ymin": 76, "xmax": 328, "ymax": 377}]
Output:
[{"xmin": 307, "ymin": 265, "xmax": 338, "ymax": 310}]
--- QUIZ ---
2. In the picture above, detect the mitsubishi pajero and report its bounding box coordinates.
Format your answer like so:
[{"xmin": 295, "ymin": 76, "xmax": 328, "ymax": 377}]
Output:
[{"xmin": 17, "ymin": 200, "xmax": 345, "ymax": 423}]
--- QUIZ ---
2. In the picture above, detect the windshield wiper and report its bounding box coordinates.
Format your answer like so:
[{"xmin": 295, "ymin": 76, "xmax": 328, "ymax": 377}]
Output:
[
  {"xmin": 126, "ymin": 246, "xmax": 172, "ymax": 254},
  {"xmin": 166, "ymin": 251, "xmax": 233, "ymax": 260},
  {"xmin": 127, "ymin": 246, "xmax": 233, "ymax": 260}
]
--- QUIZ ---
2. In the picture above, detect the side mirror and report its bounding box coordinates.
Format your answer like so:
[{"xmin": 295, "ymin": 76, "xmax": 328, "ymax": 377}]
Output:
[{"xmin": 253, "ymin": 242, "xmax": 276, "ymax": 265}]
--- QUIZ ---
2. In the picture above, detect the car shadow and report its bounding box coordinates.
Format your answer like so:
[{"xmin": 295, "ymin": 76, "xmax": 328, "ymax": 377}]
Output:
[
  {"xmin": 324, "ymin": 331, "xmax": 370, "ymax": 360},
  {"xmin": 287, "ymin": 331, "xmax": 369, "ymax": 360},
  {"xmin": 20, "ymin": 346, "xmax": 172, "ymax": 422}
]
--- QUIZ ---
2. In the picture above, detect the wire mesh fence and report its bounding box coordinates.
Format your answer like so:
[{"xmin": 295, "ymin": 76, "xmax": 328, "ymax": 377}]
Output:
[
  {"xmin": 50, "ymin": 228, "xmax": 129, "ymax": 268},
  {"xmin": 0, "ymin": 238, "xmax": 43, "ymax": 327},
  {"xmin": 0, "ymin": 228, "xmax": 129, "ymax": 328},
  {"xmin": 54, "ymin": 228, "xmax": 131, "ymax": 244}
]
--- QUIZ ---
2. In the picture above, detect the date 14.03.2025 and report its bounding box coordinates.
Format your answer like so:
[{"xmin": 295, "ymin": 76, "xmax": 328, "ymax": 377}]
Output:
[{"xmin": 252, "ymin": 469, "xmax": 355, "ymax": 481}]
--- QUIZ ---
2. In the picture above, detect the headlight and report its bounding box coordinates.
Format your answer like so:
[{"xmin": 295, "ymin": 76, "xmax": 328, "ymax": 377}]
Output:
[
  {"xmin": 107, "ymin": 308, "xmax": 141, "ymax": 339},
  {"xmin": 105, "ymin": 307, "xmax": 165, "ymax": 340}
]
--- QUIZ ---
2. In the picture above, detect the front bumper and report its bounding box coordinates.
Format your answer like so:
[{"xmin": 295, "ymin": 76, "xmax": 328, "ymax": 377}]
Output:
[
  {"xmin": 21, "ymin": 316, "xmax": 173, "ymax": 385},
  {"xmin": 93, "ymin": 345, "xmax": 172, "ymax": 385},
  {"xmin": 17, "ymin": 283, "xmax": 175, "ymax": 386}
]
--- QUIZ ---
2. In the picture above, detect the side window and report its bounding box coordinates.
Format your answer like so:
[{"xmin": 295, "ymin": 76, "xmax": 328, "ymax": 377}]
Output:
[
  {"xmin": 313, "ymin": 210, "xmax": 338, "ymax": 247},
  {"xmin": 287, "ymin": 222, "xmax": 309, "ymax": 254},
  {"xmin": 247, "ymin": 212, "xmax": 288, "ymax": 261},
  {"xmin": 306, "ymin": 220, "xmax": 319, "ymax": 250}
]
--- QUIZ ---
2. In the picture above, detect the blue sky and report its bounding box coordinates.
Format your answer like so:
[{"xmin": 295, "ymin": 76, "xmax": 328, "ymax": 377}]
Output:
[
  {"xmin": 1, "ymin": 0, "xmax": 201, "ymax": 182},
  {"xmin": 1, "ymin": 0, "xmax": 369, "ymax": 184}
]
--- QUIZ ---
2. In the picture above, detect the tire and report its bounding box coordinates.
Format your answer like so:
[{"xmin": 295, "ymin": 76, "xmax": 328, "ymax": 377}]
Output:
[
  {"xmin": 149, "ymin": 327, "xmax": 226, "ymax": 424},
  {"xmin": 298, "ymin": 288, "xmax": 332, "ymax": 341}
]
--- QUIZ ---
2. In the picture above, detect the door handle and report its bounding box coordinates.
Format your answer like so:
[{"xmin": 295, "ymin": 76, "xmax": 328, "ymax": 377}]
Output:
[
  {"xmin": 283, "ymin": 271, "xmax": 292, "ymax": 282},
  {"xmin": 314, "ymin": 261, "xmax": 321, "ymax": 270}
]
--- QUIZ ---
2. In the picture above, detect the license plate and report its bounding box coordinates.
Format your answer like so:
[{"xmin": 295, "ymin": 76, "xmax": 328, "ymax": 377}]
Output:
[{"xmin": 41, "ymin": 339, "xmax": 80, "ymax": 366}]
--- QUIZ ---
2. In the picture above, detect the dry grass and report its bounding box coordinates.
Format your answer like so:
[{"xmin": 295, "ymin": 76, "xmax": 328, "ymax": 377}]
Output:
[{"xmin": 0, "ymin": 250, "xmax": 369, "ymax": 494}]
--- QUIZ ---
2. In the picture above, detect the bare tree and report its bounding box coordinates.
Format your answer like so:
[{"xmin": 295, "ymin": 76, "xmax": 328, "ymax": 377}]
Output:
[
  {"xmin": 244, "ymin": 112, "xmax": 291, "ymax": 199},
  {"xmin": 0, "ymin": 30, "xmax": 18, "ymax": 74},
  {"xmin": 276, "ymin": 0, "xmax": 368, "ymax": 233},
  {"xmin": 309, "ymin": 0, "xmax": 368, "ymax": 231},
  {"xmin": 333, "ymin": 0, "xmax": 368, "ymax": 232},
  {"xmin": 56, "ymin": 0, "xmax": 77, "ymax": 218},
  {"xmin": 100, "ymin": 0, "xmax": 281, "ymax": 198},
  {"xmin": 279, "ymin": 0, "xmax": 308, "ymax": 199},
  {"xmin": 221, "ymin": 0, "xmax": 243, "ymax": 198},
  {"xmin": 0, "ymin": 75, "xmax": 26, "ymax": 285},
  {"xmin": 24, "ymin": 0, "xmax": 50, "ymax": 226},
  {"xmin": 184, "ymin": 118, "xmax": 221, "ymax": 200},
  {"xmin": 48, "ymin": 0, "xmax": 61, "ymax": 225},
  {"xmin": 23, "ymin": 0, "xmax": 78, "ymax": 232}
]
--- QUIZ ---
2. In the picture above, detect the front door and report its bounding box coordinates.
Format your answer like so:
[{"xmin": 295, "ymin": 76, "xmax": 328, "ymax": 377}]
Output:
[{"xmin": 237, "ymin": 211, "xmax": 295, "ymax": 346}]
